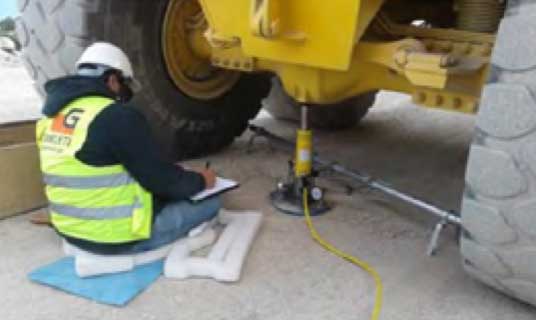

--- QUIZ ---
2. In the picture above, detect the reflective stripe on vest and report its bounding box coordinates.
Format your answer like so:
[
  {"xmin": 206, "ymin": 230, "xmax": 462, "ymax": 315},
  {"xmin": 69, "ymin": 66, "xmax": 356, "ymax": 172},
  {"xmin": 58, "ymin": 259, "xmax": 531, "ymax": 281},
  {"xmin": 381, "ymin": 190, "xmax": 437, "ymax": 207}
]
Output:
[
  {"xmin": 43, "ymin": 172, "xmax": 134, "ymax": 189},
  {"xmin": 49, "ymin": 200, "xmax": 142, "ymax": 220},
  {"xmin": 37, "ymin": 96, "xmax": 153, "ymax": 244}
]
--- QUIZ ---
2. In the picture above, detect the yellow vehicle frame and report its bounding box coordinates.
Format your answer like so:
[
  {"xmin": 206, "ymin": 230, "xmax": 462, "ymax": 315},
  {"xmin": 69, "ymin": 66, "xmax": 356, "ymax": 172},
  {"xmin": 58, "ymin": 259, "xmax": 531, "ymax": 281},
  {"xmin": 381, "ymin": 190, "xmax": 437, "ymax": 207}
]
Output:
[{"xmin": 194, "ymin": 0, "xmax": 494, "ymax": 113}]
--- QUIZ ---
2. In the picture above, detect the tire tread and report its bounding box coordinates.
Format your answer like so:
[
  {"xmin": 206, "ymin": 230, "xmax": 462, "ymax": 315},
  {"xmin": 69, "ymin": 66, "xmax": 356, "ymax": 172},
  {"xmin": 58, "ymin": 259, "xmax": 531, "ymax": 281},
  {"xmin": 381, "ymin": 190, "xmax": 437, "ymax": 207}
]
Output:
[{"xmin": 462, "ymin": 0, "xmax": 536, "ymax": 306}]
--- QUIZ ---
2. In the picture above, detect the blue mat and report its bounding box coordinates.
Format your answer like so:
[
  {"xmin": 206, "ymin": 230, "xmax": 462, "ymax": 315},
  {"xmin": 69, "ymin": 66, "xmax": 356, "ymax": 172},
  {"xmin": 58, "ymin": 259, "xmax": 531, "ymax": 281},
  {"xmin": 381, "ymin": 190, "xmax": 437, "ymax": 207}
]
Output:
[{"xmin": 29, "ymin": 257, "xmax": 163, "ymax": 306}]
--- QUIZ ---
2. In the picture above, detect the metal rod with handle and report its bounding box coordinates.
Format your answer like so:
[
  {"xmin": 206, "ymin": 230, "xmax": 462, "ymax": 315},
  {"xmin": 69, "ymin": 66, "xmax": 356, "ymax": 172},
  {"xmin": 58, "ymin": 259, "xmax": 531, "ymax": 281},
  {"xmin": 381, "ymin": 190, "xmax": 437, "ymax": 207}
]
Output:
[{"xmin": 318, "ymin": 159, "xmax": 461, "ymax": 225}]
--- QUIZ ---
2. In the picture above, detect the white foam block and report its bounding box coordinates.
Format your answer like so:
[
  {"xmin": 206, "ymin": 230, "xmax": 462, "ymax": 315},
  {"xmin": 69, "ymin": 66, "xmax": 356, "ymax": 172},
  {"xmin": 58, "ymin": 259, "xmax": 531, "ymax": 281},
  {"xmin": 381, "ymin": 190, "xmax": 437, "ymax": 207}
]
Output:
[
  {"xmin": 164, "ymin": 210, "xmax": 263, "ymax": 282},
  {"xmin": 74, "ymin": 252, "xmax": 134, "ymax": 278},
  {"xmin": 63, "ymin": 228, "xmax": 217, "ymax": 278}
]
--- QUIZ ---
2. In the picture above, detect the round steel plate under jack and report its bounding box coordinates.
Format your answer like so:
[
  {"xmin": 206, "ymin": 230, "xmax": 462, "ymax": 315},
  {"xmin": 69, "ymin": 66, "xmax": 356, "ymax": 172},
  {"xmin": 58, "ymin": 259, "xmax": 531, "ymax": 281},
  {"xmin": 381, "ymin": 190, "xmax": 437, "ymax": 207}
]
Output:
[{"xmin": 269, "ymin": 186, "xmax": 331, "ymax": 217}]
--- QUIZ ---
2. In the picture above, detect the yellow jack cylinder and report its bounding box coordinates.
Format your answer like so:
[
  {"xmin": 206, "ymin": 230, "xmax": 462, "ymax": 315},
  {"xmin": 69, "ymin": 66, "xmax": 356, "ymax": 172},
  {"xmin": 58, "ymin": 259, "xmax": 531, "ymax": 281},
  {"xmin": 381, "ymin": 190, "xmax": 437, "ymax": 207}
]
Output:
[
  {"xmin": 295, "ymin": 129, "xmax": 312, "ymax": 177},
  {"xmin": 295, "ymin": 105, "xmax": 313, "ymax": 177},
  {"xmin": 268, "ymin": 105, "xmax": 330, "ymax": 216}
]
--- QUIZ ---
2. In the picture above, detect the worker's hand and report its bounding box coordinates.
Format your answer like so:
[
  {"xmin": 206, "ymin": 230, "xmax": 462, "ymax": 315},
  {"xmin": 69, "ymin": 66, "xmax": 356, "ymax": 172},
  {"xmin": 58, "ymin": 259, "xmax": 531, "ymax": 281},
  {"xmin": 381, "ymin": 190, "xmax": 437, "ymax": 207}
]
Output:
[{"xmin": 198, "ymin": 169, "xmax": 216, "ymax": 189}]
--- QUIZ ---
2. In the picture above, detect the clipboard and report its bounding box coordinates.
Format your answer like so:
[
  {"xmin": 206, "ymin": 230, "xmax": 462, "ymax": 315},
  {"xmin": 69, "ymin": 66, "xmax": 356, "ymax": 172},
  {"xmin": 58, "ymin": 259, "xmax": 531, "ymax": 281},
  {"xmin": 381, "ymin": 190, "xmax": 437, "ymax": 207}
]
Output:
[{"xmin": 190, "ymin": 177, "xmax": 239, "ymax": 202}]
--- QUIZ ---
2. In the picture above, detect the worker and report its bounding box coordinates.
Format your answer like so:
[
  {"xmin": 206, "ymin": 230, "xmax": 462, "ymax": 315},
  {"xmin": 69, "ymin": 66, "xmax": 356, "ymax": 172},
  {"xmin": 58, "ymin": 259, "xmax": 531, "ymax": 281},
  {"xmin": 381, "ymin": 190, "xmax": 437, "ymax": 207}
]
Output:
[{"xmin": 36, "ymin": 42, "xmax": 219, "ymax": 255}]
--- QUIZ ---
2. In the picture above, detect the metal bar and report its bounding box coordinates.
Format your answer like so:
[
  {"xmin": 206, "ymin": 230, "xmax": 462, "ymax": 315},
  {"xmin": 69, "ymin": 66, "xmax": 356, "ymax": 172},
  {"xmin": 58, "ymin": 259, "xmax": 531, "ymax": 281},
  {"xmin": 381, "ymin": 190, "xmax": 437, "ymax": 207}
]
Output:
[
  {"xmin": 248, "ymin": 125, "xmax": 461, "ymax": 226},
  {"xmin": 301, "ymin": 105, "xmax": 308, "ymax": 130},
  {"xmin": 249, "ymin": 125, "xmax": 295, "ymax": 152},
  {"xmin": 427, "ymin": 220, "xmax": 447, "ymax": 256},
  {"xmin": 320, "ymin": 160, "xmax": 461, "ymax": 225}
]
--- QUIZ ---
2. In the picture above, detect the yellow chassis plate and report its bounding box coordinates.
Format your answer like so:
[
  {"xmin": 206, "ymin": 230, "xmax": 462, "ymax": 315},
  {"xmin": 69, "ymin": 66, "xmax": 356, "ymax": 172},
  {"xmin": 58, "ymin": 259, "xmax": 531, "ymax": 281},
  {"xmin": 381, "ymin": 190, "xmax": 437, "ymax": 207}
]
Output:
[{"xmin": 200, "ymin": 0, "xmax": 363, "ymax": 70}]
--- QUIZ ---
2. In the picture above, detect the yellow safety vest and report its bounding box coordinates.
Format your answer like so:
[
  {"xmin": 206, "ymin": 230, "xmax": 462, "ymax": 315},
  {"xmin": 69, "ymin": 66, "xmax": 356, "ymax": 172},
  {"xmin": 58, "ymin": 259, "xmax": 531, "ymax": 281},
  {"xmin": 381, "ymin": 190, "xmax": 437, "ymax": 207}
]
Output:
[{"xmin": 36, "ymin": 96, "xmax": 153, "ymax": 243}]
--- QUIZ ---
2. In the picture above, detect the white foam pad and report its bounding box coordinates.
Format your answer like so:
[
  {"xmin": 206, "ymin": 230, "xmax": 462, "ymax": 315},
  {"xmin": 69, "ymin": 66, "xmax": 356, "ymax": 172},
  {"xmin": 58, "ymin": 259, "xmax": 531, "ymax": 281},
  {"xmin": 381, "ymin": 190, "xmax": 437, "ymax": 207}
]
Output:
[
  {"xmin": 164, "ymin": 210, "xmax": 262, "ymax": 282},
  {"xmin": 74, "ymin": 252, "xmax": 134, "ymax": 278},
  {"xmin": 63, "ymin": 227, "xmax": 217, "ymax": 278}
]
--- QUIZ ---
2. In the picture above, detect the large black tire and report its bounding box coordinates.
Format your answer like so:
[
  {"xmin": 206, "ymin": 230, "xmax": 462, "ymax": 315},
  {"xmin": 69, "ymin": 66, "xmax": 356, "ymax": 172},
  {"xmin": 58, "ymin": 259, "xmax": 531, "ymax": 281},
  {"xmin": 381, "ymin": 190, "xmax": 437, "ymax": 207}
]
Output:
[
  {"xmin": 263, "ymin": 78, "xmax": 376, "ymax": 130},
  {"xmin": 15, "ymin": 0, "xmax": 270, "ymax": 160},
  {"xmin": 461, "ymin": 0, "xmax": 536, "ymax": 306}
]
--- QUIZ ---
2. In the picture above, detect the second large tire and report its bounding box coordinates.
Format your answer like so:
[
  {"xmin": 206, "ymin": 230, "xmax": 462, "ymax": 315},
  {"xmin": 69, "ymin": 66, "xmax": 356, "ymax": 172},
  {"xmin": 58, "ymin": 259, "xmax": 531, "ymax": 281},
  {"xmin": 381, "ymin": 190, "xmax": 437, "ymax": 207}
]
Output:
[
  {"xmin": 461, "ymin": 0, "xmax": 536, "ymax": 306},
  {"xmin": 16, "ymin": 0, "xmax": 271, "ymax": 160}
]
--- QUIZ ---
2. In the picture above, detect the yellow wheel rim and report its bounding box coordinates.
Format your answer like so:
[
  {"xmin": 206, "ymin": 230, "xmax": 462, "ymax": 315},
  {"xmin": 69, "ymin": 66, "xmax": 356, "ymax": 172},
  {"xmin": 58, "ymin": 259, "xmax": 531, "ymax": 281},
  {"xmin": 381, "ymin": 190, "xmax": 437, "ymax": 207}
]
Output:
[{"xmin": 162, "ymin": 0, "xmax": 239, "ymax": 100}]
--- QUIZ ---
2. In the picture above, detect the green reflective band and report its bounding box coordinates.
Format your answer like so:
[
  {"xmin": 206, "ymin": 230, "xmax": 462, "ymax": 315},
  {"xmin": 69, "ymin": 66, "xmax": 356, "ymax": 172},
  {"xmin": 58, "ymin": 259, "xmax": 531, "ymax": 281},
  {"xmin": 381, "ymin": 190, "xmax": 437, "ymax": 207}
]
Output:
[
  {"xmin": 40, "ymin": 154, "xmax": 124, "ymax": 177},
  {"xmin": 46, "ymin": 183, "xmax": 139, "ymax": 208},
  {"xmin": 50, "ymin": 201, "xmax": 142, "ymax": 220},
  {"xmin": 43, "ymin": 172, "xmax": 135, "ymax": 189}
]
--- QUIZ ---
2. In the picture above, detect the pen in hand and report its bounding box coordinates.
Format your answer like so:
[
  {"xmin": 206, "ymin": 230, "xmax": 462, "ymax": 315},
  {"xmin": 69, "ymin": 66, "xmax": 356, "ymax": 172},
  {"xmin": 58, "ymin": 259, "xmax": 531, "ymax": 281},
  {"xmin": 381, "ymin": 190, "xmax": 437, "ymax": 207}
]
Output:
[{"xmin": 201, "ymin": 161, "xmax": 216, "ymax": 189}]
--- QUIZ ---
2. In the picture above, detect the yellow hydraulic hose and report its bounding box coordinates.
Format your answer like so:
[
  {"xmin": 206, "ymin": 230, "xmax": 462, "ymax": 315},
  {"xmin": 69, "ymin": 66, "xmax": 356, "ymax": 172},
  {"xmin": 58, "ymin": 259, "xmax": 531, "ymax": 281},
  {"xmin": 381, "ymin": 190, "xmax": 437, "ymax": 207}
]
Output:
[{"xmin": 302, "ymin": 189, "xmax": 383, "ymax": 320}]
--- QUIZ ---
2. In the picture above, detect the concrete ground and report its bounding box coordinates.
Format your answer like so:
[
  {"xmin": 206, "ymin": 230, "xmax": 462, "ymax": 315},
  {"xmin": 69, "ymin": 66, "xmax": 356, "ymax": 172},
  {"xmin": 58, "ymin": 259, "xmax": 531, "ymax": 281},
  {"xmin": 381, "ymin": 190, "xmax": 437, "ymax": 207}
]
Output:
[{"xmin": 1, "ymin": 59, "xmax": 535, "ymax": 319}]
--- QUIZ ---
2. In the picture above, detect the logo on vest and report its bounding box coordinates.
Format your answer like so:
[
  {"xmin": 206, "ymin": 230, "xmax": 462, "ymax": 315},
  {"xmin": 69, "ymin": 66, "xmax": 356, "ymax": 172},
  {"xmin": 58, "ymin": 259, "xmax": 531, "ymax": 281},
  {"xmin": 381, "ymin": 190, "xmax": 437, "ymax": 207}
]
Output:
[
  {"xmin": 42, "ymin": 109, "xmax": 85, "ymax": 151},
  {"xmin": 51, "ymin": 108, "xmax": 84, "ymax": 135}
]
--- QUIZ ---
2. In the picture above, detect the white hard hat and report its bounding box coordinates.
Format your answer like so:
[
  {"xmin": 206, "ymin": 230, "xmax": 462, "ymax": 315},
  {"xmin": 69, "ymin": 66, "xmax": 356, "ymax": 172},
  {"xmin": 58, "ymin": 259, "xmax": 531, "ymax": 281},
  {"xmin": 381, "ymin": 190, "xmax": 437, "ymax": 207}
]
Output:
[{"xmin": 76, "ymin": 42, "xmax": 139, "ymax": 89}]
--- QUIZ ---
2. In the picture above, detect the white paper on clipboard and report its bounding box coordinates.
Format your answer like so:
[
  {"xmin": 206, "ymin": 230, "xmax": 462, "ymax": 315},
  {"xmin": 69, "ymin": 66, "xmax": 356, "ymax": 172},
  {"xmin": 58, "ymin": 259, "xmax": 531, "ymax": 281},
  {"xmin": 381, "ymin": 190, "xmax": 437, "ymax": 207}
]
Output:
[{"xmin": 190, "ymin": 177, "xmax": 239, "ymax": 202}]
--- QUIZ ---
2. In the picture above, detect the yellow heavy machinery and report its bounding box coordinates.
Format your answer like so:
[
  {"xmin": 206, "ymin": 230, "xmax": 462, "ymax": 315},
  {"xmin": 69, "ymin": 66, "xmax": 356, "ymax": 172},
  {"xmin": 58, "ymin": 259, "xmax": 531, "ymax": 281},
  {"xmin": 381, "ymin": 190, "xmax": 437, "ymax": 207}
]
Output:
[{"xmin": 15, "ymin": 0, "xmax": 536, "ymax": 307}]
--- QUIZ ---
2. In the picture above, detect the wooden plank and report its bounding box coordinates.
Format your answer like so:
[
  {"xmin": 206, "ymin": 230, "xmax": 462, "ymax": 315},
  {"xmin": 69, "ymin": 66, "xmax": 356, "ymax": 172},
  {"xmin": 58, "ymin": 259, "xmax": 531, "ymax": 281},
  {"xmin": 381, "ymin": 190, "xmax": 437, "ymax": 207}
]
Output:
[
  {"xmin": 0, "ymin": 121, "xmax": 46, "ymax": 219},
  {"xmin": 0, "ymin": 120, "xmax": 36, "ymax": 146}
]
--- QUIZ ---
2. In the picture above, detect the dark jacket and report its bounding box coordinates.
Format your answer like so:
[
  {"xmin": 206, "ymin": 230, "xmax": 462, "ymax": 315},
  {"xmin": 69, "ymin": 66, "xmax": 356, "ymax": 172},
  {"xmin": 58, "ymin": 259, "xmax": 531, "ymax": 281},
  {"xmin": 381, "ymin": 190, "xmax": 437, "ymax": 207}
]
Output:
[{"xmin": 42, "ymin": 76, "xmax": 206, "ymax": 253}]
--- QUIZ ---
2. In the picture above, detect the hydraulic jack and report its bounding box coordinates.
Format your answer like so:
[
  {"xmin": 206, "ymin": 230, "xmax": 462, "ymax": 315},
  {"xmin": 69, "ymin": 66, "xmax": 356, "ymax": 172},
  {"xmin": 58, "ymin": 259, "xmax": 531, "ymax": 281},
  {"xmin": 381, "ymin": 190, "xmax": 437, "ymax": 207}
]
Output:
[
  {"xmin": 269, "ymin": 106, "xmax": 331, "ymax": 216},
  {"xmin": 248, "ymin": 113, "xmax": 462, "ymax": 256}
]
